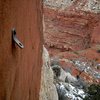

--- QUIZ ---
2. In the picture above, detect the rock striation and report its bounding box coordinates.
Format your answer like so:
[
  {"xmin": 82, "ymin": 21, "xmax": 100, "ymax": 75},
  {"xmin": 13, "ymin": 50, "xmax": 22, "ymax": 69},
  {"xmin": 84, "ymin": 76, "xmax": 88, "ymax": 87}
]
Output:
[
  {"xmin": 44, "ymin": 0, "xmax": 100, "ymax": 51},
  {"xmin": 43, "ymin": 0, "xmax": 100, "ymax": 84}
]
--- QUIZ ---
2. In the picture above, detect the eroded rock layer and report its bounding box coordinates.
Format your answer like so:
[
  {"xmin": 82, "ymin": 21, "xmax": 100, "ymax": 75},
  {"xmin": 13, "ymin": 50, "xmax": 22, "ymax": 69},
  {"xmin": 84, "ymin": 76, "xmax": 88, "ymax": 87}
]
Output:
[
  {"xmin": 44, "ymin": 0, "xmax": 100, "ymax": 51},
  {"xmin": 43, "ymin": 0, "xmax": 100, "ymax": 84}
]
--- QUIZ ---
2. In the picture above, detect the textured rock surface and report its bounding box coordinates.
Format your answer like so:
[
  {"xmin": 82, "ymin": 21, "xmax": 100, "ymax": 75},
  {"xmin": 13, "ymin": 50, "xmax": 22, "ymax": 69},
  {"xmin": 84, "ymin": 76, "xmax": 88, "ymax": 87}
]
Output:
[
  {"xmin": 91, "ymin": 22, "xmax": 100, "ymax": 44},
  {"xmin": 44, "ymin": 0, "xmax": 75, "ymax": 10},
  {"xmin": 0, "ymin": 0, "xmax": 42, "ymax": 99},
  {"xmin": 50, "ymin": 45, "xmax": 100, "ymax": 84},
  {"xmin": 51, "ymin": 62, "xmax": 86, "ymax": 100},
  {"xmin": 39, "ymin": 46, "xmax": 58, "ymax": 100},
  {"xmin": 44, "ymin": 0, "xmax": 100, "ymax": 13},
  {"xmin": 44, "ymin": 0, "xmax": 100, "ymax": 51},
  {"xmin": 43, "ymin": 0, "xmax": 100, "ymax": 84}
]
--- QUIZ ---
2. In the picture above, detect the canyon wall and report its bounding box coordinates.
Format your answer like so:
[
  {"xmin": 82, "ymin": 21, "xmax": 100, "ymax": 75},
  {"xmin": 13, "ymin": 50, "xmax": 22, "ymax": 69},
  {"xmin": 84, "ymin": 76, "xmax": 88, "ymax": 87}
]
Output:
[
  {"xmin": 43, "ymin": 0, "xmax": 100, "ymax": 84},
  {"xmin": 44, "ymin": 0, "xmax": 100, "ymax": 51}
]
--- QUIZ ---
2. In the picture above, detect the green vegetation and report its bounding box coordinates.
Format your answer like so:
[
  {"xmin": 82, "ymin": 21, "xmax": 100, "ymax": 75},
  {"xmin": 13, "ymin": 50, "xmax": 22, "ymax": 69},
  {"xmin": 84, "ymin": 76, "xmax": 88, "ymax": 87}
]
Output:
[{"xmin": 84, "ymin": 84, "xmax": 100, "ymax": 100}]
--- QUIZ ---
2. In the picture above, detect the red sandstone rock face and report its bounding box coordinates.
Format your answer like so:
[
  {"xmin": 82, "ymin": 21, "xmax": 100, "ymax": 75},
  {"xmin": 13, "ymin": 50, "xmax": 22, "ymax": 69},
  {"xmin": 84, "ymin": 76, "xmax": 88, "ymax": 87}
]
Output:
[
  {"xmin": 92, "ymin": 22, "xmax": 100, "ymax": 44},
  {"xmin": 44, "ymin": 7, "xmax": 100, "ymax": 51},
  {"xmin": 43, "ymin": 0, "xmax": 100, "ymax": 83},
  {"xmin": 44, "ymin": 0, "xmax": 100, "ymax": 51},
  {"xmin": 0, "ymin": 0, "xmax": 43, "ymax": 99}
]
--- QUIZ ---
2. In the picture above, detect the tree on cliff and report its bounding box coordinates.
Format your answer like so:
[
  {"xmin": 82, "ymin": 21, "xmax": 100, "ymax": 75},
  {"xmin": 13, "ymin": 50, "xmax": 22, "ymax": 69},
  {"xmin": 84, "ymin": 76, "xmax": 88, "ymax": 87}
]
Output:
[{"xmin": 84, "ymin": 84, "xmax": 100, "ymax": 100}]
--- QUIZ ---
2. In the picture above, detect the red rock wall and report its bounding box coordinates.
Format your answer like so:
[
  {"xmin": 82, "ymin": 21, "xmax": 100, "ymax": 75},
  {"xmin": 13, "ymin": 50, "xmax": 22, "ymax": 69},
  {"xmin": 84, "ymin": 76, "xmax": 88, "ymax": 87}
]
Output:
[
  {"xmin": 92, "ymin": 22, "xmax": 100, "ymax": 44},
  {"xmin": 43, "ymin": 0, "xmax": 100, "ymax": 84},
  {"xmin": 44, "ymin": 7, "xmax": 100, "ymax": 51},
  {"xmin": 44, "ymin": 1, "xmax": 100, "ymax": 51},
  {"xmin": 0, "ymin": 0, "xmax": 43, "ymax": 100}
]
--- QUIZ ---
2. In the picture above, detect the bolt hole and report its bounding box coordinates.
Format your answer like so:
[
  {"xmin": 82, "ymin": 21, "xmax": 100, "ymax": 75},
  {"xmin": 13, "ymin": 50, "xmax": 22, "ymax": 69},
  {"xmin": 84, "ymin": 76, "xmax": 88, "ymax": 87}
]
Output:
[{"xmin": 19, "ymin": 43, "xmax": 22, "ymax": 46}]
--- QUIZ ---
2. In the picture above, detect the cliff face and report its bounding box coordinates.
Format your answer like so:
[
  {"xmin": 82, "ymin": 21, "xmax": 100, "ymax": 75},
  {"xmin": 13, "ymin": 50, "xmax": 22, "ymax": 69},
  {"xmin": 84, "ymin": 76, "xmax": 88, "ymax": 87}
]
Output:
[
  {"xmin": 39, "ymin": 46, "xmax": 58, "ymax": 100},
  {"xmin": 0, "ymin": 0, "xmax": 43, "ymax": 99},
  {"xmin": 44, "ymin": 0, "xmax": 100, "ymax": 51},
  {"xmin": 43, "ymin": 0, "xmax": 100, "ymax": 84}
]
